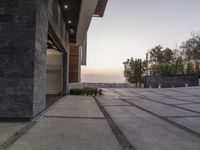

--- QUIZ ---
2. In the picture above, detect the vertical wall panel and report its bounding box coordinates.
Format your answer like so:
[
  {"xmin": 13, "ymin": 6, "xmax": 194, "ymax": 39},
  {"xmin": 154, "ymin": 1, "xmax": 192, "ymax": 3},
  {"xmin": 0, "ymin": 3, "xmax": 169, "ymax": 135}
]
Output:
[{"xmin": 69, "ymin": 44, "xmax": 81, "ymax": 83}]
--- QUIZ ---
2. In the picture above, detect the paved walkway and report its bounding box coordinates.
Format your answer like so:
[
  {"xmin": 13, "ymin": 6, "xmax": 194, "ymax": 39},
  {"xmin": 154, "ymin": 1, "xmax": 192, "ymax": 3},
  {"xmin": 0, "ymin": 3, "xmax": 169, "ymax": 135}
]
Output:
[
  {"xmin": 0, "ymin": 86, "xmax": 200, "ymax": 150},
  {"xmin": 101, "ymin": 87, "xmax": 200, "ymax": 150},
  {"xmin": 3, "ymin": 96, "xmax": 121, "ymax": 150}
]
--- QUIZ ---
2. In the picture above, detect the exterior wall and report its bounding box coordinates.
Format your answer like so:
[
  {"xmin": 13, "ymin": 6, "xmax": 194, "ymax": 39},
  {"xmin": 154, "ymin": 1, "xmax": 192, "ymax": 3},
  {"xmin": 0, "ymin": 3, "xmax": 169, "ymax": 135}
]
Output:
[
  {"xmin": 62, "ymin": 52, "xmax": 69, "ymax": 95},
  {"xmin": 81, "ymin": 38, "xmax": 87, "ymax": 65},
  {"xmin": 69, "ymin": 44, "xmax": 81, "ymax": 83},
  {"xmin": 144, "ymin": 75, "xmax": 199, "ymax": 88},
  {"xmin": 0, "ymin": 0, "xmax": 69, "ymax": 119},
  {"xmin": 0, "ymin": 0, "xmax": 37, "ymax": 118},
  {"xmin": 33, "ymin": 0, "xmax": 48, "ymax": 118}
]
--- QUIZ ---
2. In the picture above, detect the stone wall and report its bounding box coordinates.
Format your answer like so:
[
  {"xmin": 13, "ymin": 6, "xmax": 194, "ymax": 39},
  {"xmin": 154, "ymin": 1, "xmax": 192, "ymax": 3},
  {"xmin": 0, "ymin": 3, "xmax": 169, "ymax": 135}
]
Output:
[
  {"xmin": 0, "ymin": 0, "xmax": 69, "ymax": 119},
  {"xmin": 0, "ymin": 0, "xmax": 37, "ymax": 118},
  {"xmin": 144, "ymin": 75, "xmax": 199, "ymax": 88}
]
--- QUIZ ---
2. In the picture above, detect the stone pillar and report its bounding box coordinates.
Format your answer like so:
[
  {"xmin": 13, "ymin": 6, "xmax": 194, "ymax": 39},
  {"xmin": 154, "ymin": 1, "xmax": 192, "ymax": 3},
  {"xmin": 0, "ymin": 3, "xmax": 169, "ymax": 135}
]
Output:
[
  {"xmin": 62, "ymin": 52, "xmax": 69, "ymax": 95},
  {"xmin": 0, "ymin": 0, "xmax": 48, "ymax": 119},
  {"xmin": 33, "ymin": 0, "xmax": 48, "ymax": 117}
]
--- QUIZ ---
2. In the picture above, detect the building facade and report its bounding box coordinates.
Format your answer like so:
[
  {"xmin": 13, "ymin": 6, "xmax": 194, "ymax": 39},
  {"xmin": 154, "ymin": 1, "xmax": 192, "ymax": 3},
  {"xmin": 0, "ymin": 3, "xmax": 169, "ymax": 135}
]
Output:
[{"xmin": 0, "ymin": 0, "xmax": 108, "ymax": 119}]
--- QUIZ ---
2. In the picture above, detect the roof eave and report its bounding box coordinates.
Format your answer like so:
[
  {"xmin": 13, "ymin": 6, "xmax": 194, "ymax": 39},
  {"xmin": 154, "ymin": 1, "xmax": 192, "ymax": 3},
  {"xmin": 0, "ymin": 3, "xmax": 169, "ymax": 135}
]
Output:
[{"xmin": 93, "ymin": 0, "xmax": 108, "ymax": 17}]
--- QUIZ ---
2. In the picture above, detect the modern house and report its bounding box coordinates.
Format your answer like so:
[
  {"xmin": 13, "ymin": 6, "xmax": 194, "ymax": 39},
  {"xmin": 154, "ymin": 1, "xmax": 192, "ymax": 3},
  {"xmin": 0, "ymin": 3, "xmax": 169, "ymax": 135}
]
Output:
[{"xmin": 0, "ymin": 0, "xmax": 108, "ymax": 119}]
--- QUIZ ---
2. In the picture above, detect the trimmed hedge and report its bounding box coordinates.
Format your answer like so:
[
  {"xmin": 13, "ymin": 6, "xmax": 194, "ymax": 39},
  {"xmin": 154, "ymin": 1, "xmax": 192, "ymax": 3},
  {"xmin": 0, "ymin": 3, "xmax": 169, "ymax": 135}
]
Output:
[{"xmin": 70, "ymin": 87, "xmax": 103, "ymax": 96}]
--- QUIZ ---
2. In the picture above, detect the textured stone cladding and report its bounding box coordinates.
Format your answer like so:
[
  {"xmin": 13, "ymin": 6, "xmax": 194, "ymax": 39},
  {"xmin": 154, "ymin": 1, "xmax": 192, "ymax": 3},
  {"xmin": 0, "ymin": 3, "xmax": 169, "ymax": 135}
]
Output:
[
  {"xmin": 33, "ymin": 0, "xmax": 69, "ymax": 117},
  {"xmin": 33, "ymin": 0, "xmax": 48, "ymax": 117},
  {"xmin": 0, "ymin": 0, "xmax": 68, "ymax": 118},
  {"xmin": 144, "ymin": 75, "xmax": 199, "ymax": 88},
  {"xmin": 0, "ymin": 0, "xmax": 37, "ymax": 118}
]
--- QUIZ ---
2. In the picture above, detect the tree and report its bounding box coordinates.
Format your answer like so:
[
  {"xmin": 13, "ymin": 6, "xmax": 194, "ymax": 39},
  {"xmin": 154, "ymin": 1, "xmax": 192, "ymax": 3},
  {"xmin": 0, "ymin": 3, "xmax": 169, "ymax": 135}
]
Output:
[
  {"xmin": 195, "ymin": 60, "xmax": 200, "ymax": 74},
  {"xmin": 150, "ymin": 63, "xmax": 174, "ymax": 76},
  {"xmin": 134, "ymin": 59, "xmax": 142, "ymax": 87},
  {"xmin": 180, "ymin": 33, "xmax": 200, "ymax": 61},
  {"xmin": 186, "ymin": 61, "xmax": 195, "ymax": 74},
  {"xmin": 142, "ymin": 60, "xmax": 148, "ymax": 75},
  {"xmin": 174, "ymin": 57, "xmax": 184, "ymax": 74},
  {"xmin": 149, "ymin": 46, "xmax": 175, "ymax": 64},
  {"xmin": 123, "ymin": 58, "xmax": 134, "ymax": 83},
  {"xmin": 149, "ymin": 45, "xmax": 163, "ymax": 64},
  {"xmin": 123, "ymin": 58, "xmax": 144, "ymax": 87},
  {"xmin": 162, "ymin": 48, "xmax": 174, "ymax": 63}
]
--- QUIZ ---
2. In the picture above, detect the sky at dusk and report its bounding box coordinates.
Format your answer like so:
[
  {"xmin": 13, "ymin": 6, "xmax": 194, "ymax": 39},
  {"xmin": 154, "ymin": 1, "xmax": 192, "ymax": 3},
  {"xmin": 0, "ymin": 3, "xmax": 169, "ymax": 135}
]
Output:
[{"xmin": 81, "ymin": 0, "xmax": 200, "ymax": 83}]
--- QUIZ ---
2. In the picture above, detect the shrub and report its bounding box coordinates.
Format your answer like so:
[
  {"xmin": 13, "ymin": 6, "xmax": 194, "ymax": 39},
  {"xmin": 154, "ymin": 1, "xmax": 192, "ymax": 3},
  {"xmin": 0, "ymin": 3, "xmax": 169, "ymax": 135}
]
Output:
[
  {"xmin": 70, "ymin": 87, "xmax": 103, "ymax": 96},
  {"xmin": 98, "ymin": 89, "xmax": 103, "ymax": 96}
]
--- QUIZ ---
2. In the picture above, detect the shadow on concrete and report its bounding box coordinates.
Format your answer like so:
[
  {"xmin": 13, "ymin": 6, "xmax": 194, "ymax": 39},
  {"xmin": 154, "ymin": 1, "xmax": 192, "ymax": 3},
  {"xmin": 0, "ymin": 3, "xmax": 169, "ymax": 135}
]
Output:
[{"xmin": 46, "ymin": 94, "xmax": 63, "ymax": 109}]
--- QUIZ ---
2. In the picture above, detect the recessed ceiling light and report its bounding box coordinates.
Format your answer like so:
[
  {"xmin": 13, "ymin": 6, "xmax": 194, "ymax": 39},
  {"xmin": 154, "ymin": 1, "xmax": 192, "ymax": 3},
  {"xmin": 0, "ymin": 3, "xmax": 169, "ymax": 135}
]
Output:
[
  {"xmin": 68, "ymin": 20, "xmax": 72, "ymax": 24},
  {"xmin": 64, "ymin": 5, "xmax": 68, "ymax": 9}
]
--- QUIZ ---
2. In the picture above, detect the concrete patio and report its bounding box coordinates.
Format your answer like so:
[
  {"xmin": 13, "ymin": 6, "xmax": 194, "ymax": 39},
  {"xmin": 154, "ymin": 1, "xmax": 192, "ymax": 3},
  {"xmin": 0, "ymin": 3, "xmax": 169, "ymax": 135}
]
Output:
[{"xmin": 0, "ymin": 87, "xmax": 200, "ymax": 150}]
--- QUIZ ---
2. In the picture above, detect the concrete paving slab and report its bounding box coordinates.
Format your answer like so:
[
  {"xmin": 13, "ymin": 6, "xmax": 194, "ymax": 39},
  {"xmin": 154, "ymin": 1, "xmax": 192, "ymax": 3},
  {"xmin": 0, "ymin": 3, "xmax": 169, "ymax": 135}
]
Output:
[
  {"xmin": 126, "ymin": 97, "xmax": 198, "ymax": 117},
  {"xmin": 151, "ymin": 96, "xmax": 197, "ymax": 105},
  {"xmin": 98, "ymin": 97, "xmax": 131, "ymax": 106},
  {"xmin": 0, "ymin": 122, "xmax": 27, "ymax": 144},
  {"xmin": 104, "ymin": 105, "xmax": 200, "ymax": 150},
  {"xmin": 127, "ymin": 89, "xmax": 160, "ymax": 97},
  {"xmin": 152, "ymin": 90, "xmax": 190, "ymax": 97},
  {"xmin": 178, "ymin": 104, "xmax": 200, "ymax": 113},
  {"xmin": 65, "ymin": 95, "xmax": 95, "ymax": 100},
  {"xmin": 45, "ymin": 96, "xmax": 104, "ymax": 118},
  {"xmin": 104, "ymin": 105, "xmax": 151, "ymax": 119},
  {"xmin": 102, "ymin": 89, "xmax": 119, "ymax": 97},
  {"xmin": 169, "ymin": 117, "xmax": 200, "ymax": 133},
  {"xmin": 112, "ymin": 89, "xmax": 138, "ymax": 97},
  {"xmin": 8, "ymin": 118, "xmax": 121, "ymax": 150},
  {"xmin": 172, "ymin": 96, "xmax": 200, "ymax": 103},
  {"xmin": 171, "ymin": 89, "xmax": 200, "ymax": 97}
]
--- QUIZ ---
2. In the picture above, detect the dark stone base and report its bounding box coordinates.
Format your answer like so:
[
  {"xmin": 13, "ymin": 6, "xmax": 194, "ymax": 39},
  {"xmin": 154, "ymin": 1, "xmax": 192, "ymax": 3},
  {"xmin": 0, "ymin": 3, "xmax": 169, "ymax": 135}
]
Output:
[{"xmin": 144, "ymin": 75, "xmax": 199, "ymax": 88}]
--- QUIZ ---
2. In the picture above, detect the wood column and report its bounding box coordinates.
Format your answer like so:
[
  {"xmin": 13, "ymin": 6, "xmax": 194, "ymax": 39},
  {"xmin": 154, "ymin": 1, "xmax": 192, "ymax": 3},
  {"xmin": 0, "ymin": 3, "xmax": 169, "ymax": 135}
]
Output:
[{"xmin": 69, "ymin": 44, "xmax": 81, "ymax": 83}]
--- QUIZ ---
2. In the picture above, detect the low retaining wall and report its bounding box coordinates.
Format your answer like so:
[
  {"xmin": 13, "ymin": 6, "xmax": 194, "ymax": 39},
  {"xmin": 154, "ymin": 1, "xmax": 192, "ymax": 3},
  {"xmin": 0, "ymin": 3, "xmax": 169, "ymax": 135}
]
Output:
[
  {"xmin": 144, "ymin": 75, "xmax": 199, "ymax": 88},
  {"xmin": 68, "ymin": 83, "xmax": 132, "ymax": 91},
  {"xmin": 68, "ymin": 83, "xmax": 84, "ymax": 91},
  {"xmin": 83, "ymin": 83, "xmax": 133, "ymax": 88}
]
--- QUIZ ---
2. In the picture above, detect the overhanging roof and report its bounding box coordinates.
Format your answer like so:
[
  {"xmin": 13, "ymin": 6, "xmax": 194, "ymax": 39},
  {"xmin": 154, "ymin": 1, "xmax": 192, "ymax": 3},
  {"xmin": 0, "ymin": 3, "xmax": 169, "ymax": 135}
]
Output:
[
  {"xmin": 76, "ymin": 0, "xmax": 99, "ymax": 46},
  {"xmin": 58, "ymin": 0, "xmax": 108, "ymax": 44},
  {"xmin": 94, "ymin": 0, "xmax": 108, "ymax": 17},
  {"xmin": 58, "ymin": 0, "xmax": 81, "ymax": 43}
]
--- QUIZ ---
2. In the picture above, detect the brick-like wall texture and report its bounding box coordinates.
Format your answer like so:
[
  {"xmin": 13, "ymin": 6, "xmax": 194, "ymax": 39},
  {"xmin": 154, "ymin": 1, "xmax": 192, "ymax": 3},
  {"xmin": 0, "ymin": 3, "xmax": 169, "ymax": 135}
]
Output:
[
  {"xmin": 144, "ymin": 75, "xmax": 199, "ymax": 88},
  {"xmin": 0, "ymin": 0, "xmax": 69, "ymax": 119}
]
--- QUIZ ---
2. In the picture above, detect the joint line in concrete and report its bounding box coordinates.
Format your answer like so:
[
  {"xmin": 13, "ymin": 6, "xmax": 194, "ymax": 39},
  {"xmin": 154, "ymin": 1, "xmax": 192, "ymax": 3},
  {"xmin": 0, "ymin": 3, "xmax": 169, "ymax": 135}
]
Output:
[
  {"xmin": 119, "ymin": 98, "xmax": 200, "ymax": 139},
  {"xmin": 93, "ymin": 96, "xmax": 135, "ymax": 150},
  {"xmin": 43, "ymin": 116, "xmax": 105, "ymax": 119},
  {"xmin": 0, "ymin": 122, "xmax": 36, "ymax": 150}
]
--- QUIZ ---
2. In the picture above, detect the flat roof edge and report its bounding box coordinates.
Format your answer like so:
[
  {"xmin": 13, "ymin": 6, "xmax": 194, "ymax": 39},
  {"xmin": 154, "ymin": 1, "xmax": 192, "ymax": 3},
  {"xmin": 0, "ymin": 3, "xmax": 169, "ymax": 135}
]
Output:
[{"xmin": 93, "ymin": 0, "xmax": 108, "ymax": 17}]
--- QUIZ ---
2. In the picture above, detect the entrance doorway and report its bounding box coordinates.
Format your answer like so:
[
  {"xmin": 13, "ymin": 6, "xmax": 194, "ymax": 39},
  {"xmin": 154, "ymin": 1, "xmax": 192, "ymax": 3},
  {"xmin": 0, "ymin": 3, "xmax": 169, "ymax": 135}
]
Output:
[
  {"xmin": 46, "ymin": 49, "xmax": 63, "ymax": 95},
  {"xmin": 45, "ymin": 26, "xmax": 67, "ymax": 108},
  {"xmin": 46, "ymin": 48, "xmax": 63, "ymax": 108}
]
